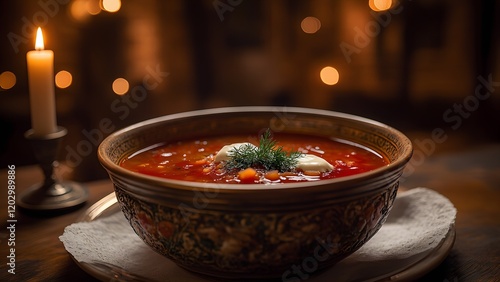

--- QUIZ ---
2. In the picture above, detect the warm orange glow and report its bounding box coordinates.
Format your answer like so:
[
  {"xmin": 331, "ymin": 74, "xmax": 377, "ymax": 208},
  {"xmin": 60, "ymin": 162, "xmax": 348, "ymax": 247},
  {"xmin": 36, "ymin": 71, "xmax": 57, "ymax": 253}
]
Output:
[
  {"xmin": 369, "ymin": 0, "xmax": 392, "ymax": 11},
  {"xmin": 55, "ymin": 70, "xmax": 73, "ymax": 89},
  {"xmin": 0, "ymin": 71, "xmax": 16, "ymax": 90},
  {"xmin": 301, "ymin": 17, "xmax": 321, "ymax": 34},
  {"xmin": 87, "ymin": 0, "xmax": 101, "ymax": 15},
  {"xmin": 102, "ymin": 0, "xmax": 121, "ymax": 13},
  {"xmin": 35, "ymin": 27, "xmax": 44, "ymax": 50},
  {"xmin": 320, "ymin": 66, "xmax": 340, "ymax": 85},
  {"xmin": 112, "ymin": 78, "xmax": 129, "ymax": 95},
  {"xmin": 70, "ymin": 0, "xmax": 89, "ymax": 21},
  {"xmin": 70, "ymin": 0, "xmax": 101, "ymax": 21}
]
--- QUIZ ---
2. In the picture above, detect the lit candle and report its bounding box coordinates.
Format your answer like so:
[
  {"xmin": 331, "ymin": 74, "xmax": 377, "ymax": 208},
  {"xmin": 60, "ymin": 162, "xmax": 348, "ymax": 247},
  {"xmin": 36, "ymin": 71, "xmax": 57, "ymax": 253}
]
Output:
[{"xmin": 26, "ymin": 27, "xmax": 57, "ymax": 136}]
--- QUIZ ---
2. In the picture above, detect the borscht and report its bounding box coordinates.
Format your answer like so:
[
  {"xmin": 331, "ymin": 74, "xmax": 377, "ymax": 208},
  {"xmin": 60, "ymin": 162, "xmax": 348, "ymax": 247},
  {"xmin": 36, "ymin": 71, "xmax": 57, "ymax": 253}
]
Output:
[{"xmin": 120, "ymin": 130, "xmax": 388, "ymax": 184}]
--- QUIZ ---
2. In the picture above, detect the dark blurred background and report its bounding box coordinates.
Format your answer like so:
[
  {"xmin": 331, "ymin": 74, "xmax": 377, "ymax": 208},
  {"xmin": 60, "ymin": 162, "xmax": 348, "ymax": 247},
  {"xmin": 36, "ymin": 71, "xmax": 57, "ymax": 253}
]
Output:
[{"xmin": 1, "ymin": 0, "xmax": 499, "ymax": 181}]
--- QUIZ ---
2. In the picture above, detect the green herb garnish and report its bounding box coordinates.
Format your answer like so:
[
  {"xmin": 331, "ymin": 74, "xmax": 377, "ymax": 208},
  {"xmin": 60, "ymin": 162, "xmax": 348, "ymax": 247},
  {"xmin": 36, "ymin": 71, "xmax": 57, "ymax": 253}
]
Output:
[{"xmin": 225, "ymin": 129, "xmax": 303, "ymax": 172}]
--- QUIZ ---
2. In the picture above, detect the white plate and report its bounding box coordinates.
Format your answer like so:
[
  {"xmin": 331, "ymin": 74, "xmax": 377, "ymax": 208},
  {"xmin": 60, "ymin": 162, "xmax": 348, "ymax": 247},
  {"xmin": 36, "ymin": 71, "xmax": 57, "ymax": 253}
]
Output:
[{"xmin": 72, "ymin": 192, "xmax": 455, "ymax": 282}]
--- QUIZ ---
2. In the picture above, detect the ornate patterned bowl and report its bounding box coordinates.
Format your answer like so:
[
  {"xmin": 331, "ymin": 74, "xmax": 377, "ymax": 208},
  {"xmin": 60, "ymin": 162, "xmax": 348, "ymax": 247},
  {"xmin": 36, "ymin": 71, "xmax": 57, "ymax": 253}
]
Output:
[{"xmin": 97, "ymin": 106, "xmax": 412, "ymax": 280}]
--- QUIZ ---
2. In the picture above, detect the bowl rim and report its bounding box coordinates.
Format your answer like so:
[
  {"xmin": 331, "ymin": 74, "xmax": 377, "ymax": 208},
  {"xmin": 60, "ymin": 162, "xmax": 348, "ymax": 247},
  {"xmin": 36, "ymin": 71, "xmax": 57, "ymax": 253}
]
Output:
[{"xmin": 97, "ymin": 106, "xmax": 413, "ymax": 192}]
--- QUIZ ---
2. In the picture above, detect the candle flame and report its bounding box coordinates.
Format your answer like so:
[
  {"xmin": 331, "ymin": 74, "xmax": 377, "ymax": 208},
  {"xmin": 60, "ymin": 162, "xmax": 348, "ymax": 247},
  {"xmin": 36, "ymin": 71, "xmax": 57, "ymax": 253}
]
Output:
[{"xmin": 35, "ymin": 27, "xmax": 44, "ymax": 51}]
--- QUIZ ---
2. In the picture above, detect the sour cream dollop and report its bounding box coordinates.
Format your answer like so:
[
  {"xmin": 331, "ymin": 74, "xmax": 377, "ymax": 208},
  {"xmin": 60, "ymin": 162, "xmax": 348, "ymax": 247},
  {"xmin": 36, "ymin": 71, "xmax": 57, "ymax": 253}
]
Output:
[
  {"xmin": 214, "ymin": 142, "xmax": 257, "ymax": 162},
  {"xmin": 296, "ymin": 154, "xmax": 333, "ymax": 172},
  {"xmin": 214, "ymin": 142, "xmax": 333, "ymax": 172}
]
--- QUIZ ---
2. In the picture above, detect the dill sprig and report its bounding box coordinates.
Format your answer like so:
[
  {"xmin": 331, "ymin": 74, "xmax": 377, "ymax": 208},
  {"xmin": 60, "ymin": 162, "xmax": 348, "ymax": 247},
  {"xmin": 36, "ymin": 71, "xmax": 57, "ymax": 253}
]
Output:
[{"xmin": 224, "ymin": 129, "xmax": 303, "ymax": 172}]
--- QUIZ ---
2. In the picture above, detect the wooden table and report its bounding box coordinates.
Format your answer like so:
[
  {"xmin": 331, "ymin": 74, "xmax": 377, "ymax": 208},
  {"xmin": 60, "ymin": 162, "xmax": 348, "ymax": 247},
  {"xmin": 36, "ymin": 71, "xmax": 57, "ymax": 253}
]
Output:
[{"xmin": 1, "ymin": 143, "xmax": 499, "ymax": 281}]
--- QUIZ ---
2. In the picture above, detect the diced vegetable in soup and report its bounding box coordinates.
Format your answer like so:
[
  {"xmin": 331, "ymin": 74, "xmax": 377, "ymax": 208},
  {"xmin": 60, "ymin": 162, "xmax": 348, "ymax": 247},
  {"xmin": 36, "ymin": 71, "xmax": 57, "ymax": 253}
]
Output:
[{"xmin": 120, "ymin": 131, "xmax": 388, "ymax": 184}]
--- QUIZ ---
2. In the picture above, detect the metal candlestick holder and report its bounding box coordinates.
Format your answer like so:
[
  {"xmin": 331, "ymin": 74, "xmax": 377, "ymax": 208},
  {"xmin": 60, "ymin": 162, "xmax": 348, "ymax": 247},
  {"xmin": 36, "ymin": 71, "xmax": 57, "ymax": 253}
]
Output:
[{"xmin": 17, "ymin": 126, "xmax": 88, "ymax": 212}]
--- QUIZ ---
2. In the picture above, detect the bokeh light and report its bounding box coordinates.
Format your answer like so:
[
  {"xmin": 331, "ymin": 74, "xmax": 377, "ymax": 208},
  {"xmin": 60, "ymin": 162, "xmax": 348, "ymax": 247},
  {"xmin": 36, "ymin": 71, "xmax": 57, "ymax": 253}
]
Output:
[
  {"xmin": 369, "ymin": 0, "xmax": 392, "ymax": 12},
  {"xmin": 70, "ymin": 0, "xmax": 87, "ymax": 21},
  {"xmin": 70, "ymin": 0, "xmax": 101, "ymax": 21},
  {"xmin": 301, "ymin": 17, "xmax": 321, "ymax": 34},
  {"xmin": 101, "ymin": 0, "xmax": 121, "ymax": 13},
  {"xmin": 112, "ymin": 78, "xmax": 129, "ymax": 95},
  {"xmin": 87, "ymin": 0, "xmax": 101, "ymax": 15},
  {"xmin": 55, "ymin": 70, "xmax": 73, "ymax": 89},
  {"xmin": 320, "ymin": 66, "xmax": 340, "ymax": 85},
  {"xmin": 0, "ymin": 71, "xmax": 16, "ymax": 90}
]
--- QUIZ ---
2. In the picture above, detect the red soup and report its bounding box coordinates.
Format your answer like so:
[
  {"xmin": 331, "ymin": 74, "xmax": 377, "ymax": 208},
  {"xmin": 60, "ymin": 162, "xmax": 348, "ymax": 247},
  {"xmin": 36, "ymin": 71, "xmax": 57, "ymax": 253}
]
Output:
[{"xmin": 120, "ymin": 133, "xmax": 388, "ymax": 184}]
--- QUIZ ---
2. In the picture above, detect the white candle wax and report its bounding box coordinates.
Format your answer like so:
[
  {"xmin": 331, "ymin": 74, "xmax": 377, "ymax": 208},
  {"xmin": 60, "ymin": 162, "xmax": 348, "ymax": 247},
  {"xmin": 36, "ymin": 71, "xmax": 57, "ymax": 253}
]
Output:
[{"xmin": 26, "ymin": 27, "xmax": 57, "ymax": 136}]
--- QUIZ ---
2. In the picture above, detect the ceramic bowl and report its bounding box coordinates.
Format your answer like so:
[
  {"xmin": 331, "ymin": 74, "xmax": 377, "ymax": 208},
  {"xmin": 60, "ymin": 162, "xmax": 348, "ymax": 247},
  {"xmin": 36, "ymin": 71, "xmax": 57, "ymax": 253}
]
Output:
[{"xmin": 97, "ymin": 106, "xmax": 412, "ymax": 280}]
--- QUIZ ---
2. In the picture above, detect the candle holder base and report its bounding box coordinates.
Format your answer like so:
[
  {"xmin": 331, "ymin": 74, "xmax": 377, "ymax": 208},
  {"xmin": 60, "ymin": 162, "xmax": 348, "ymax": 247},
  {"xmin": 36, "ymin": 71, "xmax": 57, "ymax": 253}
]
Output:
[
  {"xmin": 18, "ymin": 127, "xmax": 89, "ymax": 212},
  {"xmin": 17, "ymin": 180, "xmax": 88, "ymax": 211}
]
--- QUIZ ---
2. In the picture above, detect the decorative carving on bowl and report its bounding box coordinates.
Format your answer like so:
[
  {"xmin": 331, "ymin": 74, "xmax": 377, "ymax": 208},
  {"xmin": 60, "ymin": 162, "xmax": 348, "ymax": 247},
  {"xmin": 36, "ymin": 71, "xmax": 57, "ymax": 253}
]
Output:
[{"xmin": 114, "ymin": 181, "xmax": 398, "ymax": 278}]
